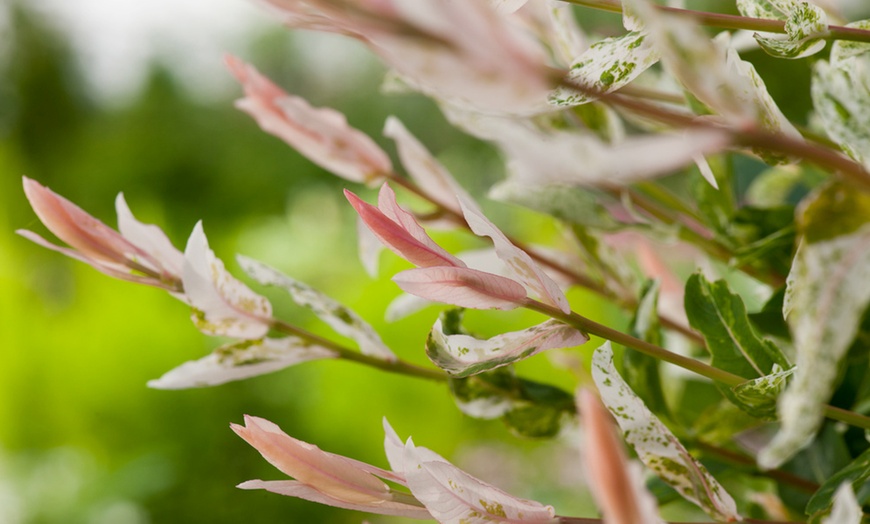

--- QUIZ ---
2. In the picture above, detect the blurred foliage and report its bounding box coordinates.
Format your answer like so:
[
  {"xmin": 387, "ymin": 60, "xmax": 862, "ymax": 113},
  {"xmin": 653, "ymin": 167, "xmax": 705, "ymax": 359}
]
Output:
[{"xmin": 0, "ymin": 3, "xmax": 601, "ymax": 523}]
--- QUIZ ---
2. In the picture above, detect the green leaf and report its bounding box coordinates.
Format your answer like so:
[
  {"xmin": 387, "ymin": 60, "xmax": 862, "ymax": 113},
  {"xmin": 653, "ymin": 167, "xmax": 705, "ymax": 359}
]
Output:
[
  {"xmin": 622, "ymin": 280, "xmax": 670, "ymax": 417},
  {"xmin": 811, "ymin": 21, "xmax": 870, "ymax": 169},
  {"xmin": 238, "ymin": 256, "xmax": 396, "ymax": 361},
  {"xmin": 748, "ymin": 287, "xmax": 792, "ymax": 341},
  {"xmin": 760, "ymin": 183, "xmax": 870, "ymax": 469},
  {"xmin": 738, "ymin": 0, "xmax": 828, "ymax": 59},
  {"xmin": 571, "ymin": 102, "xmax": 624, "ymax": 143},
  {"xmin": 549, "ymin": 31, "xmax": 659, "ymax": 107},
  {"xmin": 448, "ymin": 366, "xmax": 575, "ymax": 438},
  {"xmin": 592, "ymin": 342, "xmax": 742, "ymax": 521},
  {"xmin": 426, "ymin": 317, "xmax": 587, "ymax": 378},
  {"xmin": 684, "ymin": 273, "xmax": 790, "ymax": 392},
  {"xmin": 806, "ymin": 447, "xmax": 870, "ymax": 519},
  {"xmin": 693, "ymin": 155, "xmax": 736, "ymax": 236},
  {"xmin": 731, "ymin": 364, "xmax": 795, "ymax": 420},
  {"xmin": 730, "ymin": 206, "xmax": 797, "ymax": 276}
]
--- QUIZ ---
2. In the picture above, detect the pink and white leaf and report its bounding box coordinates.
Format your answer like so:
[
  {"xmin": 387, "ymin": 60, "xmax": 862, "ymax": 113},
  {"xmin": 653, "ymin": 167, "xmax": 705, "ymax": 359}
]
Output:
[
  {"xmin": 147, "ymin": 337, "xmax": 337, "ymax": 389},
  {"xmin": 346, "ymin": 185, "xmax": 466, "ymax": 268},
  {"xmin": 237, "ymin": 480, "xmax": 431, "ymax": 519},
  {"xmin": 393, "ymin": 266, "xmax": 527, "ymax": 310},
  {"xmin": 18, "ymin": 177, "xmax": 182, "ymax": 290},
  {"xmin": 382, "ymin": 418, "xmax": 407, "ymax": 475},
  {"xmin": 403, "ymin": 438, "xmax": 558, "ymax": 523},
  {"xmin": 232, "ymin": 415, "xmax": 393, "ymax": 505},
  {"xmin": 591, "ymin": 343, "xmax": 742, "ymax": 522},
  {"xmin": 427, "ymin": 318, "xmax": 587, "ymax": 377},
  {"xmin": 227, "ymin": 55, "xmax": 392, "ymax": 184},
  {"xmin": 459, "ymin": 196, "xmax": 570, "ymax": 313},
  {"xmin": 182, "ymin": 222, "xmax": 272, "ymax": 339},
  {"xmin": 357, "ymin": 215, "xmax": 385, "ymax": 277},
  {"xmin": 115, "ymin": 193, "xmax": 184, "ymax": 278},
  {"xmin": 238, "ymin": 256, "xmax": 396, "ymax": 362},
  {"xmin": 383, "ymin": 116, "xmax": 471, "ymax": 215},
  {"xmin": 578, "ymin": 389, "xmax": 663, "ymax": 524}
]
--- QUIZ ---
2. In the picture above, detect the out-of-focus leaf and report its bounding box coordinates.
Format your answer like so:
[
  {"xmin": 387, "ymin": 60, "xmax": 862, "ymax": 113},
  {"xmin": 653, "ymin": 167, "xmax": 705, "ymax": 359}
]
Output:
[
  {"xmin": 812, "ymin": 21, "xmax": 870, "ymax": 169},
  {"xmin": 749, "ymin": 287, "xmax": 792, "ymax": 343},
  {"xmin": 550, "ymin": 32, "xmax": 659, "ymax": 107},
  {"xmin": 693, "ymin": 399, "xmax": 763, "ymax": 445},
  {"xmin": 685, "ymin": 273, "xmax": 790, "ymax": 407},
  {"xmin": 737, "ymin": 0, "xmax": 828, "ymax": 59},
  {"xmin": 818, "ymin": 483, "xmax": 862, "ymax": 524},
  {"xmin": 806, "ymin": 447, "xmax": 870, "ymax": 520},
  {"xmin": 571, "ymin": 102, "xmax": 624, "ymax": 143},
  {"xmin": 621, "ymin": 0, "xmax": 800, "ymax": 162},
  {"xmin": 426, "ymin": 317, "xmax": 587, "ymax": 377},
  {"xmin": 693, "ymin": 156, "xmax": 735, "ymax": 236},
  {"xmin": 592, "ymin": 342, "xmax": 742, "ymax": 521},
  {"xmin": 731, "ymin": 364, "xmax": 795, "ymax": 420},
  {"xmin": 147, "ymin": 337, "xmax": 338, "ymax": 389},
  {"xmin": 239, "ymin": 256, "xmax": 396, "ymax": 362},
  {"xmin": 622, "ymin": 280, "xmax": 669, "ymax": 417},
  {"xmin": 745, "ymin": 166, "xmax": 808, "ymax": 208},
  {"xmin": 730, "ymin": 206, "xmax": 797, "ymax": 277},
  {"xmin": 488, "ymin": 181, "xmax": 620, "ymax": 230},
  {"xmin": 761, "ymin": 184, "xmax": 870, "ymax": 468}
]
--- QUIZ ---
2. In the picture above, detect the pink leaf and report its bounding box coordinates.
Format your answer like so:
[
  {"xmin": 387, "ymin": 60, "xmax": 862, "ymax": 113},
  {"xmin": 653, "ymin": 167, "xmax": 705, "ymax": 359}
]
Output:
[
  {"xmin": 459, "ymin": 196, "xmax": 570, "ymax": 313},
  {"xmin": 232, "ymin": 415, "xmax": 392, "ymax": 505},
  {"xmin": 383, "ymin": 116, "xmax": 471, "ymax": 215},
  {"xmin": 226, "ymin": 55, "xmax": 392, "ymax": 184},
  {"xmin": 345, "ymin": 185, "xmax": 466, "ymax": 268},
  {"xmin": 392, "ymin": 266, "xmax": 527, "ymax": 310},
  {"xmin": 578, "ymin": 389, "xmax": 662, "ymax": 524},
  {"xmin": 237, "ymin": 480, "xmax": 431, "ymax": 519}
]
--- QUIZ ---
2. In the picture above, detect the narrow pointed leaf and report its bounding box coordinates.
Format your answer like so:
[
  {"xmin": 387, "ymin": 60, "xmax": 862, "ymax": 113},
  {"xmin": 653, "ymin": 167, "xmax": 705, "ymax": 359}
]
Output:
[
  {"xmin": 182, "ymin": 222, "xmax": 272, "ymax": 339},
  {"xmin": 550, "ymin": 32, "xmax": 659, "ymax": 107},
  {"xmin": 402, "ymin": 438, "xmax": 558, "ymax": 523},
  {"xmin": 426, "ymin": 318, "xmax": 587, "ymax": 377},
  {"xmin": 684, "ymin": 273, "xmax": 790, "ymax": 407},
  {"xmin": 238, "ymin": 256, "xmax": 396, "ymax": 362},
  {"xmin": 147, "ymin": 337, "xmax": 337, "ymax": 389},
  {"xmin": 806, "ymin": 447, "xmax": 870, "ymax": 519},
  {"xmin": 393, "ymin": 266, "xmax": 527, "ymax": 310},
  {"xmin": 459, "ymin": 196, "xmax": 570, "ymax": 313},
  {"xmin": 592, "ymin": 342, "xmax": 742, "ymax": 522},
  {"xmin": 237, "ymin": 480, "xmax": 431, "ymax": 519},
  {"xmin": 622, "ymin": 280, "xmax": 670, "ymax": 417},
  {"xmin": 761, "ymin": 184, "xmax": 870, "ymax": 469}
]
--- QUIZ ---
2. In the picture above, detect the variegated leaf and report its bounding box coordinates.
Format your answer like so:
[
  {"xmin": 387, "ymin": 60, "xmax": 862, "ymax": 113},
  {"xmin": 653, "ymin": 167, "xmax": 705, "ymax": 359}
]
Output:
[
  {"xmin": 737, "ymin": 0, "xmax": 828, "ymax": 59},
  {"xmin": 592, "ymin": 342, "xmax": 741, "ymax": 522},
  {"xmin": 426, "ymin": 318, "xmax": 587, "ymax": 377},
  {"xmin": 147, "ymin": 337, "xmax": 337, "ymax": 389},
  {"xmin": 238, "ymin": 256, "xmax": 396, "ymax": 362},
  {"xmin": 731, "ymin": 364, "xmax": 795, "ymax": 420},
  {"xmin": 760, "ymin": 184, "xmax": 870, "ymax": 469},
  {"xmin": 549, "ymin": 32, "xmax": 659, "ymax": 107}
]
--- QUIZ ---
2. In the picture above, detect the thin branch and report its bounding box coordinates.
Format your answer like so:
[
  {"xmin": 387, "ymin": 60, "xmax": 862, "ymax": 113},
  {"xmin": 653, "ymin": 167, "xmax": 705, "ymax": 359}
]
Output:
[{"xmin": 562, "ymin": 0, "xmax": 870, "ymax": 44}]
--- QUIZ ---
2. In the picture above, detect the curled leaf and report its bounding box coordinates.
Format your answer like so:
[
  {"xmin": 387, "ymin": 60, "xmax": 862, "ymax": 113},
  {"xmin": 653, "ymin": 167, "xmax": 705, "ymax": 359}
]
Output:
[
  {"xmin": 147, "ymin": 337, "xmax": 337, "ymax": 389},
  {"xmin": 426, "ymin": 318, "xmax": 587, "ymax": 377}
]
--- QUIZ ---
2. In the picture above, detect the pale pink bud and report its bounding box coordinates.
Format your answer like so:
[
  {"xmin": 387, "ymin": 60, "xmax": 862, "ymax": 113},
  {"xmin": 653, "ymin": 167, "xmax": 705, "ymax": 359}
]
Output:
[
  {"xmin": 233, "ymin": 415, "xmax": 430, "ymax": 519},
  {"xmin": 17, "ymin": 177, "xmax": 183, "ymax": 291},
  {"xmin": 345, "ymin": 184, "xmax": 466, "ymax": 268},
  {"xmin": 226, "ymin": 55, "xmax": 392, "ymax": 184}
]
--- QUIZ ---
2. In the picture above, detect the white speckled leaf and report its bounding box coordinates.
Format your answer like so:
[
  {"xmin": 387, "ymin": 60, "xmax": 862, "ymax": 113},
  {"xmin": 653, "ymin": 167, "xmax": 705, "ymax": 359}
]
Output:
[
  {"xmin": 147, "ymin": 337, "xmax": 337, "ymax": 389},
  {"xmin": 182, "ymin": 222, "xmax": 272, "ymax": 339},
  {"xmin": 737, "ymin": 0, "xmax": 828, "ymax": 59},
  {"xmin": 238, "ymin": 256, "xmax": 397, "ymax": 362},
  {"xmin": 403, "ymin": 438, "xmax": 558, "ymax": 523},
  {"xmin": 549, "ymin": 32, "xmax": 660, "ymax": 107},
  {"xmin": 812, "ymin": 22, "xmax": 870, "ymax": 169},
  {"xmin": 731, "ymin": 364, "xmax": 795, "ymax": 419},
  {"xmin": 592, "ymin": 342, "xmax": 741, "ymax": 522},
  {"xmin": 426, "ymin": 318, "xmax": 587, "ymax": 377},
  {"xmin": 622, "ymin": 0, "xmax": 800, "ymax": 160},
  {"xmin": 759, "ymin": 185, "xmax": 870, "ymax": 469}
]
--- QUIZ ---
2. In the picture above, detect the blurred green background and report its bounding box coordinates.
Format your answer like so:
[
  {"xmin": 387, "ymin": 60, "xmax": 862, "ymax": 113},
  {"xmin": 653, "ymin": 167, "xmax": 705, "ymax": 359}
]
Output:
[{"xmin": 0, "ymin": 2, "xmax": 600, "ymax": 522}]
